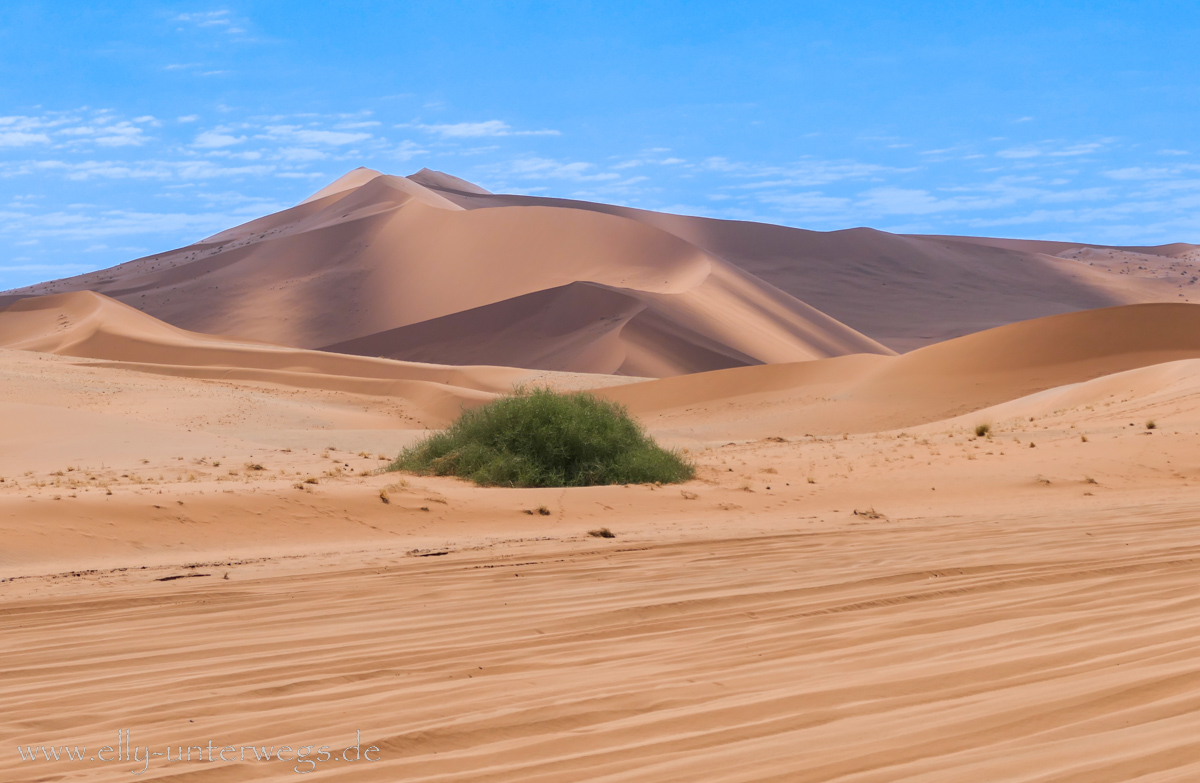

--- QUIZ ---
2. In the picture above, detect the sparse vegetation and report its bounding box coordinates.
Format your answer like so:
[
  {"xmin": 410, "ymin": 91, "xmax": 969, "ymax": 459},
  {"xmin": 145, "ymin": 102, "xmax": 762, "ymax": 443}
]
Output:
[
  {"xmin": 974, "ymin": 423, "xmax": 991, "ymax": 437},
  {"xmin": 588, "ymin": 527, "xmax": 616, "ymax": 538},
  {"xmin": 1146, "ymin": 420, "xmax": 1157, "ymax": 430},
  {"xmin": 390, "ymin": 387, "xmax": 694, "ymax": 488}
]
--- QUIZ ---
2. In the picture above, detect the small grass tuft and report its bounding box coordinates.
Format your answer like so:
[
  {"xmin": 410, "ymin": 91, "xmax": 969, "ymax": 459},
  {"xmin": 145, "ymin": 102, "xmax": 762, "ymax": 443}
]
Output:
[
  {"xmin": 588, "ymin": 527, "xmax": 616, "ymax": 538},
  {"xmin": 1146, "ymin": 420, "xmax": 1157, "ymax": 430},
  {"xmin": 390, "ymin": 387, "xmax": 694, "ymax": 487},
  {"xmin": 974, "ymin": 423, "xmax": 991, "ymax": 438}
]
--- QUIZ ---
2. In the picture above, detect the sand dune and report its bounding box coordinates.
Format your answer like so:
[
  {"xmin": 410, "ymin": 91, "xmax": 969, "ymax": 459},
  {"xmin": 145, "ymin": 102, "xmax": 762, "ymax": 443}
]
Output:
[
  {"xmin": 602, "ymin": 302, "xmax": 1200, "ymax": 439},
  {"xmin": 417, "ymin": 173, "xmax": 1200, "ymax": 351},
  {"xmin": 1, "ymin": 169, "xmax": 889, "ymax": 377},
  {"xmin": 0, "ymin": 291, "xmax": 643, "ymax": 426}
]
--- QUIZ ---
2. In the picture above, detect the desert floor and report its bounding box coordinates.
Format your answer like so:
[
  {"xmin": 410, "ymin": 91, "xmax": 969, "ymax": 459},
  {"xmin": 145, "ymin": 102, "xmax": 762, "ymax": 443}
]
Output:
[{"xmin": 5, "ymin": 337, "xmax": 1200, "ymax": 781}]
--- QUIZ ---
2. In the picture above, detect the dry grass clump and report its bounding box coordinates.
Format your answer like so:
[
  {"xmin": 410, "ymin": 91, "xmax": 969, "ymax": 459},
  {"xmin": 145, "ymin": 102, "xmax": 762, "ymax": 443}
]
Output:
[{"xmin": 588, "ymin": 527, "xmax": 616, "ymax": 538}]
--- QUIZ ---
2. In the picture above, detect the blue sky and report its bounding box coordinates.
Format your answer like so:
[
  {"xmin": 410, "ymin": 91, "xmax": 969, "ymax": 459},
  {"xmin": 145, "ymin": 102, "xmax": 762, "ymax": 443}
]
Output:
[{"xmin": 1, "ymin": 1, "xmax": 1198, "ymax": 289}]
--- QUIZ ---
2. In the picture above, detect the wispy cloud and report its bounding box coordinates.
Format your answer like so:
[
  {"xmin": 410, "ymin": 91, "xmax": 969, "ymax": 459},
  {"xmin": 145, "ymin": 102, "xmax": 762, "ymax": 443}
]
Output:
[
  {"xmin": 0, "ymin": 132, "xmax": 50, "ymax": 147},
  {"xmin": 261, "ymin": 126, "xmax": 372, "ymax": 145},
  {"xmin": 173, "ymin": 10, "xmax": 232, "ymax": 26},
  {"xmin": 193, "ymin": 130, "xmax": 245, "ymax": 148},
  {"xmin": 413, "ymin": 120, "xmax": 560, "ymax": 138},
  {"xmin": 172, "ymin": 10, "xmax": 245, "ymax": 34}
]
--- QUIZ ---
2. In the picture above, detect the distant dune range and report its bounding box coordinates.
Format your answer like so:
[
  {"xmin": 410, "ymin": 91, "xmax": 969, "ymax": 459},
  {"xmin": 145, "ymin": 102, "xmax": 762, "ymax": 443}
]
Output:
[{"xmin": 5, "ymin": 167, "xmax": 1197, "ymax": 379}]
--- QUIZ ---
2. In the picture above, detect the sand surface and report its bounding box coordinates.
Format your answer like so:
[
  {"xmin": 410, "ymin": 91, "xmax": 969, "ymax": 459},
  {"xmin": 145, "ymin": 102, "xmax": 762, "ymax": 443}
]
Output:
[{"xmin": 4, "ymin": 281, "xmax": 1200, "ymax": 779}]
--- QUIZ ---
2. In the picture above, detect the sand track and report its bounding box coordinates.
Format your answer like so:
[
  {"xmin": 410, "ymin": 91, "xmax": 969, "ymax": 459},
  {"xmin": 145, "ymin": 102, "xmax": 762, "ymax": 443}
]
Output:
[{"xmin": 6, "ymin": 498, "xmax": 1200, "ymax": 781}]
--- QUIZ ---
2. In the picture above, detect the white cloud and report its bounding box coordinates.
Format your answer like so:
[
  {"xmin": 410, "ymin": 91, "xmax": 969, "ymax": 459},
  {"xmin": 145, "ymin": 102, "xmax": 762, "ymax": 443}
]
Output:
[
  {"xmin": 415, "ymin": 120, "xmax": 560, "ymax": 138},
  {"xmin": 497, "ymin": 157, "xmax": 618, "ymax": 181},
  {"xmin": 193, "ymin": 130, "xmax": 245, "ymax": 148},
  {"xmin": 57, "ymin": 119, "xmax": 149, "ymax": 147},
  {"xmin": 276, "ymin": 146, "xmax": 328, "ymax": 162},
  {"xmin": 392, "ymin": 140, "xmax": 427, "ymax": 161},
  {"xmin": 0, "ymin": 132, "xmax": 50, "ymax": 147},
  {"xmin": 177, "ymin": 115, "xmax": 200, "ymax": 123},
  {"xmin": 0, "ymin": 207, "xmax": 259, "ymax": 241},
  {"xmin": 262, "ymin": 126, "xmax": 371, "ymax": 145},
  {"xmin": 174, "ymin": 10, "xmax": 231, "ymax": 26},
  {"xmin": 997, "ymin": 147, "xmax": 1041, "ymax": 159},
  {"xmin": 3, "ymin": 159, "xmax": 276, "ymax": 181}
]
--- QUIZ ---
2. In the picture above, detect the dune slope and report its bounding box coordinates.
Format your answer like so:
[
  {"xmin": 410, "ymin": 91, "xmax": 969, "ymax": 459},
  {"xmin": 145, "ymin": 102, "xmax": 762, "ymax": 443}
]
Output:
[
  {"xmin": 602, "ymin": 302, "xmax": 1200, "ymax": 438},
  {"xmin": 0, "ymin": 291, "xmax": 642, "ymax": 425}
]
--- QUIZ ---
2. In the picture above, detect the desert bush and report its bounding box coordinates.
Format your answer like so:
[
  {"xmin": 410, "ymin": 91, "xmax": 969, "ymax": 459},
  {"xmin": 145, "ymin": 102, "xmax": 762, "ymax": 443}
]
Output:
[
  {"xmin": 974, "ymin": 423, "xmax": 991, "ymax": 437},
  {"xmin": 390, "ymin": 387, "xmax": 694, "ymax": 488},
  {"xmin": 1146, "ymin": 420, "xmax": 1157, "ymax": 430}
]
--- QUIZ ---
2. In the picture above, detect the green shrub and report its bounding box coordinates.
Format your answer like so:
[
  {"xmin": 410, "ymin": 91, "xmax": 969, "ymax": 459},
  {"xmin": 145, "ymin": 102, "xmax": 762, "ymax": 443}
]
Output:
[
  {"xmin": 390, "ymin": 387, "xmax": 694, "ymax": 488},
  {"xmin": 1146, "ymin": 420, "xmax": 1157, "ymax": 430},
  {"xmin": 974, "ymin": 423, "xmax": 991, "ymax": 437}
]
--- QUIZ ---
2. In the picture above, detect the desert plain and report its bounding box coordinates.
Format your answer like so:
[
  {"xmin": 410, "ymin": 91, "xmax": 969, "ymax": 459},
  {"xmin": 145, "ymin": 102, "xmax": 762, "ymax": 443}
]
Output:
[{"xmin": 4, "ymin": 169, "xmax": 1200, "ymax": 781}]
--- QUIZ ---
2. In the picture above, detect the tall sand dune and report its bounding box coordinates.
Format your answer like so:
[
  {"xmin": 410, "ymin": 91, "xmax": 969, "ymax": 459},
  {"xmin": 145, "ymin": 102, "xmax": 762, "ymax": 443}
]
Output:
[{"xmin": 1, "ymin": 169, "xmax": 890, "ymax": 377}]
